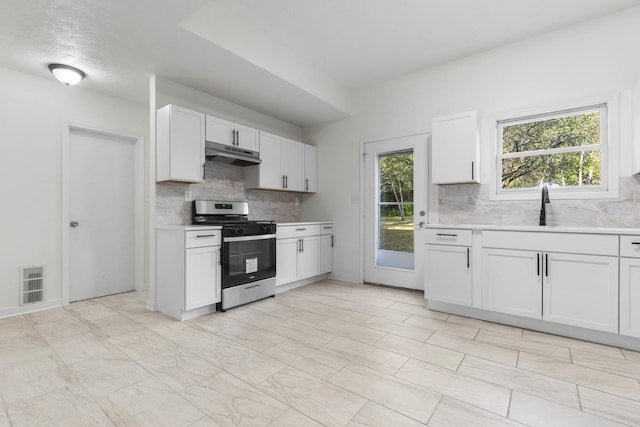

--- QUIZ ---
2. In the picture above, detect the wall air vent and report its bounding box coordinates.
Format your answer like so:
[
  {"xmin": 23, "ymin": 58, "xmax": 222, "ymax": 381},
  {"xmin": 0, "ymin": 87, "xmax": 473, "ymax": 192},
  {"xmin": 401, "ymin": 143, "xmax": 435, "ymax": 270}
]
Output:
[{"xmin": 20, "ymin": 265, "xmax": 44, "ymax": 305}]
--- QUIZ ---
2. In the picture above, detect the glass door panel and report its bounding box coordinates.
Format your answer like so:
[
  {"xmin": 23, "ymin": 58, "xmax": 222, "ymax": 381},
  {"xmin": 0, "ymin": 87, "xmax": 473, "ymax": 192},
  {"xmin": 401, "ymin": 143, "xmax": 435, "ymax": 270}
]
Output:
[{"xmin": 377, "ymin": 150, "xmax": 414, "ymax": 269}]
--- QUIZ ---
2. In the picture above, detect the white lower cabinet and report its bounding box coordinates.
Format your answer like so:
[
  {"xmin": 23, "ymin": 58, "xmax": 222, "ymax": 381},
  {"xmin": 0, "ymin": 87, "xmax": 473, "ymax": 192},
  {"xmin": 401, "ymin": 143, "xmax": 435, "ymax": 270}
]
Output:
[
  {"xmin": 276, "ymin": 235, "xmax": 320, "ymax": 287},
  {"xmin": 425, "ymin": 245, "xmax": 472, "ymax": 306},
  {"xmin": 482, "ymin": 249, "xmax": 541, "ymax": 319},
  {"xmin": 185, "ymin": 246, "xmax": 221, "ymax": 311},
  {"xmin": 299, "ymin": 235, "xmax": 321, "ymax": 279},
  {"xmin": 276, "ymin": 238, "xmax": 299, "ymax": 286},
  {"xmin": 425, "ymin": 229, "xmax": 473, "ymax": 306},
  {"xmin": 482, "ymin": 247, "xmax": 618, "ymax": 332},
  {"xmin": 276, "ymin": 223, "xmax": 331, "ymax": 287},
  {"xmin": 156, "ymin": 227, "xmax": 221, "ymax": 320},
  {"xmin": 621, "ymin": 257, "xmax": 640, "ymax": 338},
  {"xmin": 321, "ymin": 235, "xmax": 333, "ymax": 274},
  {"xmin": 320, "ymin": 223, "xmax": 333, "ymax": 274},
  {"xmin": 544, "ymin": 252, "xmax": 618, "ymax": 333}
]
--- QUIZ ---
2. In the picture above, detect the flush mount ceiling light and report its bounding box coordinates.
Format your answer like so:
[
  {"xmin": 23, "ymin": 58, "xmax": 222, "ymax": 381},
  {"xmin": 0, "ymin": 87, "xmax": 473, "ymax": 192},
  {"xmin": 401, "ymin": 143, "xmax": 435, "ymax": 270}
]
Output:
[{"xmin": 48, "ymin": 63, "xmax": 86, "ymax": 86}]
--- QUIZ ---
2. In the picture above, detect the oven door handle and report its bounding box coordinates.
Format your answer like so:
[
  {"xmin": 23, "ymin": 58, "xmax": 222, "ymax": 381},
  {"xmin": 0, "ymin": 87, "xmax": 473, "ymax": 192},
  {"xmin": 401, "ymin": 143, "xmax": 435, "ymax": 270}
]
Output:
[{"xmin": 224, "ymin": 234, "xmax": 276, "ymax": 242}]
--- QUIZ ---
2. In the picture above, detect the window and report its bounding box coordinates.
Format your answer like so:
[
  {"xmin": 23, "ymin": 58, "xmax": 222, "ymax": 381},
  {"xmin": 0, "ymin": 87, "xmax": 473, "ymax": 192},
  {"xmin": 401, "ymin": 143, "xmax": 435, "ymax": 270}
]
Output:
[{"xmin": 491, "ymin": 98, "xmax": 618, "ymax": 200}]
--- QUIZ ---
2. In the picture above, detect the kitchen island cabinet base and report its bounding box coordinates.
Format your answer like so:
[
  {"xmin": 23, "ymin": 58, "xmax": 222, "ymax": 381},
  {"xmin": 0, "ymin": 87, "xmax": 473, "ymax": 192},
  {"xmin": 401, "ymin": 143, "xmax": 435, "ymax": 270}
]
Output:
[{"xmin": 427, "ymin": 300, "xmax": 640, "ymax": 352}]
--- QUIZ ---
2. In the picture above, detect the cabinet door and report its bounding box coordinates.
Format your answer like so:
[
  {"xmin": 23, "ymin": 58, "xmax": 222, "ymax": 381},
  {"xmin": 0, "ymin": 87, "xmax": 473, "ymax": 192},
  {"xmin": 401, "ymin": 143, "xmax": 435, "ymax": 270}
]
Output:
[
  {"xmin": 320, "ymin": 234, "xmax": 333, "ymax": 274},
  {"xmin": 158, "ymin": 105, "xmax": 205, "ymax": 183},
  {"xmin": 257, "ymin": 132, "xmax": 284, "ymax": 190},
  {"xmin": 235, "ymin": 124, "xmax": 259, "ymax": 152},
  {"xmin": 276, "ymin": 238, "xmax": 299, "ymax": 286},
  {"xmin": 432, "ymin": 111, "xmax": 479, "ymax": 184},
  {"xmin": 304, "ymin": 144, "xmax": 317, "ymax": 192},
  {"xmin": 282, "ymin": 139, "xmax": 305, "ymax": 191},
  {"xmin": 425, "ymin": 245, "xmax": 471, "ymax": 306},
  {"xmin": 299, "ymin": 235, "xmax": 321, "ymax": 279},
  {"xmin": 185, "ymin": 246, "xmax": 220, "ymax": 311},
  {"xmin": 205, "ymin": 115, "xmax": 234, "ymax": 146},
  {"xmin": 544, "ymin": 253, "xmax": 618, "ymax": 333},
  {"xmin": 621, "ymin": 258, "xmax": 640, "ymax": 338},
  {"xmin": 482, "ymin": 249, "xmax": 541, "ymax": 319}
]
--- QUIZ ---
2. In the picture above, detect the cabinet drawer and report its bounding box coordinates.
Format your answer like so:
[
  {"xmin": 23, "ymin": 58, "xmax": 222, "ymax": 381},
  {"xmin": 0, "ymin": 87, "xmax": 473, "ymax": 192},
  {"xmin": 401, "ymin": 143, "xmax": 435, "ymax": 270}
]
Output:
[
  {"xmin": 425, "ymin": 229, "xmax": 472, "ymax": 246},
  {"xmin": 320, "ymin": 223, "xmax": 334, "ymax": 235},
  {"xmin": 277, "ymin": 224, "xmax": 321, "ymax": 239},
  {"xmin": 185, "ymin": 230, "xmax": 221, "ymax": 248},
  {"xmin": 621, "ymin": 235, "xmax": 640, "ymax": 258},
  {"xmin": 482, "ymin": 231, "xmax": 618, "ymax": 256}
]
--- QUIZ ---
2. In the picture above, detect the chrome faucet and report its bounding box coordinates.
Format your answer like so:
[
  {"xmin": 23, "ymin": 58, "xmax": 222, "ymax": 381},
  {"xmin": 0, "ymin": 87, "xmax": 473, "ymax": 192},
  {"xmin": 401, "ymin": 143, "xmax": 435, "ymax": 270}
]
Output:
[{"xmin": 539, "ymin": 183, "xmax": 551, "ymax": 226}]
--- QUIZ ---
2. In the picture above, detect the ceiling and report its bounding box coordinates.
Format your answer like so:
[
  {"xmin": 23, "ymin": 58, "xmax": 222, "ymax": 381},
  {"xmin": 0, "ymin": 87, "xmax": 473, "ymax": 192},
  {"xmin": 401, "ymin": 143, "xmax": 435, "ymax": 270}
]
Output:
[{"xmin": 1, "ymin": 0, "xmax": 639, "ymax": 127}]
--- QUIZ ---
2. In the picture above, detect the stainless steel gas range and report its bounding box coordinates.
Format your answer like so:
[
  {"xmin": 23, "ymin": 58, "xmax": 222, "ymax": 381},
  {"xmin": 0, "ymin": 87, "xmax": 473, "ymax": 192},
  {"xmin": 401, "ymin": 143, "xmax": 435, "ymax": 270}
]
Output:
[{"xmin": 192, "ymin": 200, "xmax": 276, "ymax": 311}]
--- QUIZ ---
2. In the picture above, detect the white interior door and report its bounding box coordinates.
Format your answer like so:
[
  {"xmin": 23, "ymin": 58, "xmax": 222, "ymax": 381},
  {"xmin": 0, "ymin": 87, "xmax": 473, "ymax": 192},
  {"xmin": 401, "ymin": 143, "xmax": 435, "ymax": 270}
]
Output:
[
  {"xmin": 363, "ymin": 133, "xmax": 429, "ymax": 290},
  {"xmin": 69, "ymin": 128, "xmax": 136, "ymax": 301}
]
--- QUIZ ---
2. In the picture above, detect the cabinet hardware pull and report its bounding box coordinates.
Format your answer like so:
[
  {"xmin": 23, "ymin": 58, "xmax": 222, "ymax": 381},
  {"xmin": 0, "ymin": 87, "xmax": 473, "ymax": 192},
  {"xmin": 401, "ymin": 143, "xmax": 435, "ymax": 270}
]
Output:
[
  {"xmin": 305, "ymin": 178, "xmax": 309, "ymax": 191},
  {"xmin": 545, "ymin": 253, "xmax": 549, "ymax": 277},
  {"xmin": 235, "ymin": 129, "xmax": 239, "ymax": 146},
  {"xmin": 436, "ymin": 233, "xmax": 457, "ymax": 237},
  {"xmin": 244, "ymin": 284, "xmax": 260, "ymax": 290},
  {"xmin": 537, "ymin": 253, "xmax": 540, "ymax": 276},
  {"xmin": 632, "ymin": 242, "xmax": 640, "ymax": 245},
  {"xmin": 285, "ymin": 175, "xmax": 288, "ymax": 189},
  {"xmin": 331, "ymin": 235, "xmax": 334, "ymax": 247},
  {"xmin": 296, "ymin": 228, "xmax": 307, "ymax": 231},
  {"xmin": 202, "ymin": 163, "xmax": 205, "ymax": 180},
  {"xmin": 471, "ymin": 161, "xmax": 474, "ymax": 180},
  {"xmin": 466, "ymin": 248, "xmax": 470, "ymax": 268},
  {"xmin": 323, "ymin": 226, "xmax": 332, "ymax": 229},
  {"xmin": 301, "ymin": 238, "xmax": 304, "ymax": 252},
  {"xmin": 196, "ymin": 234, "xmax": 216, "ymax": 238},
  {"xmin": 282, "ymin": 175, "xmax": 286, "ymax": 189}
]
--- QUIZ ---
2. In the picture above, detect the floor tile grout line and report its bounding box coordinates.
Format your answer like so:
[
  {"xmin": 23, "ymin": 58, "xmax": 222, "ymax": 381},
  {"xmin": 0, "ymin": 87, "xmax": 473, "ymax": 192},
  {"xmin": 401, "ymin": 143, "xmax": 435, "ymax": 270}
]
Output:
[
  {"xmin": 326, "ymin": 362, "xmax": 435, "ymax": 425},
  {"xmin": 506, "ymin": 388, "xmax": 514, "ymax": 420},
  {"xmin": 424, "ymin": 394, "xmax": 444, "ymax": 426}
]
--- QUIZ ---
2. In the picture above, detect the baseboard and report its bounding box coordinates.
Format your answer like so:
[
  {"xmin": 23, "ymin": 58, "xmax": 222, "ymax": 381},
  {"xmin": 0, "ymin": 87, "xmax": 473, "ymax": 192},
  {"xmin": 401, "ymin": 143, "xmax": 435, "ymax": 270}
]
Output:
[
  {"xmin": 0, "ymin": 299, "xmax": 64, "ymax": 320},
  {"xmin": 276, "ymin": 274, "xmax": 329, "ymax": 293},
  {"xmin": 427, "ymin": 300, "xmax": 640, "ymax": 352}
]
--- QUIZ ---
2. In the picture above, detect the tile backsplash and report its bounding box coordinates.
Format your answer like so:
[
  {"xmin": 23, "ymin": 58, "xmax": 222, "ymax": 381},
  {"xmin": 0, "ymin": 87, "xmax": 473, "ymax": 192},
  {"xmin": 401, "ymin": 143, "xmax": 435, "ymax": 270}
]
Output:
[
  {"xmin": 156, "ymin": 162, "xmax": 303, "ymax": 224},
  {"xmin": 438, "ymin": 176, "xmax": 640, "ymax": 228}
]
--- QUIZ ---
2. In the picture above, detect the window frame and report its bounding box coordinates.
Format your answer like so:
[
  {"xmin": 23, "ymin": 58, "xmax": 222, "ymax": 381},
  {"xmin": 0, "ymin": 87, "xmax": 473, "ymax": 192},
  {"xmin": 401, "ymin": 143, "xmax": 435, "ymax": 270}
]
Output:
[{"xmin": 489, "ymin": 95, "xmax": 619, "ymax": 201}]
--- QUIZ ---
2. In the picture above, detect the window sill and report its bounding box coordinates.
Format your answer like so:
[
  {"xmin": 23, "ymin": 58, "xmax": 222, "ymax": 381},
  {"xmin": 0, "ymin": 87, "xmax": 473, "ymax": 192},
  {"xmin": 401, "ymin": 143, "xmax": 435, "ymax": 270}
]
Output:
[{"xmin": 490, "ymin": 188, "xmax": 619, "ymax": 201}]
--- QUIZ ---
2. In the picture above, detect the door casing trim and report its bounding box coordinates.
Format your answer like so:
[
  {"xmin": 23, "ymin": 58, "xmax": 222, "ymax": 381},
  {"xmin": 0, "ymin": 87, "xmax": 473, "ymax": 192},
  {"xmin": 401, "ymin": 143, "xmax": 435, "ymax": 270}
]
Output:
[
  {"xmin": 61, "ymin": 122, "xmax": 145, "ymax": 304},
  {"xmin": 359, "ymin": 130, "xmax": 437, "ymax": 285}
]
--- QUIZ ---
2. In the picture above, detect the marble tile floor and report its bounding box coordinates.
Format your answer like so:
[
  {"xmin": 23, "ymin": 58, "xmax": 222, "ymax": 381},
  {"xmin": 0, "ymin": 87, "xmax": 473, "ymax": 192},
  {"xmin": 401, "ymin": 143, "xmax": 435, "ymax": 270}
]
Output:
[{"xmin": 1, "ymin": 279, "xmax": 640, "ymax": 426}]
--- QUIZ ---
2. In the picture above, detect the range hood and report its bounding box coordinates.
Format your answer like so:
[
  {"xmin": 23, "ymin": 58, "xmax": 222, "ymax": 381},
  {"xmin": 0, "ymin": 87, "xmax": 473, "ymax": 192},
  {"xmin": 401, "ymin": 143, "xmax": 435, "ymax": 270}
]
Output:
[{"xmin": 205, "ymin": 141, "xmax": 261, "ymax": 167}]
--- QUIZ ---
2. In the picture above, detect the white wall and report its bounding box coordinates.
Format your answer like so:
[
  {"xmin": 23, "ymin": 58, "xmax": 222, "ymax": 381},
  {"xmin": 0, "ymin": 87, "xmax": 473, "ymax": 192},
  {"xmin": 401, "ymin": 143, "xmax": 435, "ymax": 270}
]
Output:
[
  {"xmin": 0, "ymin": 66, "xmax": 147, "ymax": 315},
  {"xmin": 302, "ymin": 7, "xmax": 640, "ymax": 284},
  {"xmin": 156, "ymin": 78, "xmax": 302, "ymax": 141}
]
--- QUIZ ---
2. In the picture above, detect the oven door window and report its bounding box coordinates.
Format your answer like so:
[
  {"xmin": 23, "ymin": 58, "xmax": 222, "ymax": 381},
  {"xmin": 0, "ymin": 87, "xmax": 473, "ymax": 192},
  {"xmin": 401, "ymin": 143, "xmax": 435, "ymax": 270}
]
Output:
[{"xmin": 222, "ymin": 237, "xmax": 276, "ymax": 288}]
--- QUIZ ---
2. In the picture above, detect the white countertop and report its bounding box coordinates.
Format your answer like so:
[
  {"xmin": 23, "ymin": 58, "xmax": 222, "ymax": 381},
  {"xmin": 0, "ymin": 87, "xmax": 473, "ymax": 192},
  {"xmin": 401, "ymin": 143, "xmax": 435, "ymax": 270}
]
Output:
[
  {"xmin": 277, "ymin": 221, "xmax": 333, "ymax": 226},
  {"xmin": 156, "ymin": 224, "xmax": 222, "ymax": 231},
  {"xmin": 425, "ymin": 224, "xmax": 640, "ymax": 235}
]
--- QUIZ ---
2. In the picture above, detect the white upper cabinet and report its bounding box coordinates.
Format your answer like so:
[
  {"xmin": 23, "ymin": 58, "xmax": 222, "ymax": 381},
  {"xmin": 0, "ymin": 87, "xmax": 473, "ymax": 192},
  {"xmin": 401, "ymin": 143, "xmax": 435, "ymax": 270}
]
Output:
[
  {"xmin": 156, "ymin": 104, "xmax": 205, "ymax": 183},
  {"xmin": 633, "ymin": 79, "xmax": 640, "ymax": 175},
  {"xmin": 205, "ymin": 115, "xmax": 259, "ymax": 152},
  {"xmin": 246, "ymin": 131, "xmax": 315, "ymax": 192},
  {"xmin": 282, "ymin": 138, "xmax": 305, "ymax": 192},
  {"xmin": 431, "ymin": 110, "xmax": 480, "ymax": 184},
  {"xmin": 304, "ymin": 144, "xmax": 317, "ymax": 192}
]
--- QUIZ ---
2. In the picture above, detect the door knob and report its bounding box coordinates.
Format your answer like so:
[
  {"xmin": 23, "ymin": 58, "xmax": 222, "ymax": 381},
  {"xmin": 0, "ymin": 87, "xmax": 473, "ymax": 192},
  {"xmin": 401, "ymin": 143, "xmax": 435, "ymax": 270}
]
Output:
[
  {"xmin": 70, "ymin": 221, "xmax": 79, "ymax": 228},
  {"xmin": 415, "ymin": 221, "xmax": 425, "ymax": 228}
]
